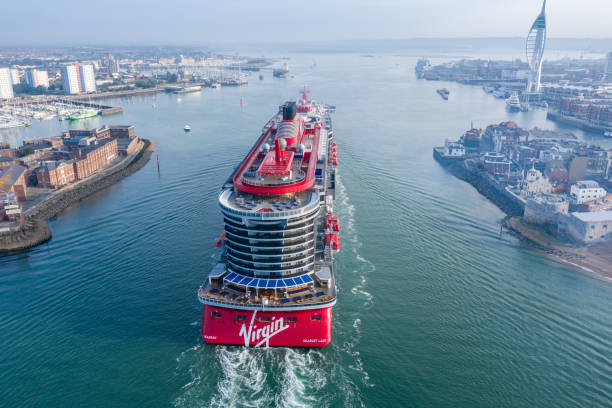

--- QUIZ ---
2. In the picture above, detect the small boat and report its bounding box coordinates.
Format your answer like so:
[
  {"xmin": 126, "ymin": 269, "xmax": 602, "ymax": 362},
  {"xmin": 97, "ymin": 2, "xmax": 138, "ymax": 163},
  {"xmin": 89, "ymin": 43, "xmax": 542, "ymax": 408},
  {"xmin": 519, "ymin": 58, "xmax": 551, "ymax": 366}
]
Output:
[
  {"xmin": 436, "ymin": 88, "xmax": 449, "ymax": 100},
  {"xmin": 184, "ymin": 125, "xmax": 191, "ymax": 132}
]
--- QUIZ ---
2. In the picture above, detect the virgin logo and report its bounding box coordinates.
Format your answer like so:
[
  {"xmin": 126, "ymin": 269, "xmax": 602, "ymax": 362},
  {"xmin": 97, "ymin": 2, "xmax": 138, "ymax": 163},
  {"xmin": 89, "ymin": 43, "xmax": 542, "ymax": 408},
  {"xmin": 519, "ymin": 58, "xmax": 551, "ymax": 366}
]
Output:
[{"xmin": 238, "ymin": 311, "xmax": 290, "ymax": 347}]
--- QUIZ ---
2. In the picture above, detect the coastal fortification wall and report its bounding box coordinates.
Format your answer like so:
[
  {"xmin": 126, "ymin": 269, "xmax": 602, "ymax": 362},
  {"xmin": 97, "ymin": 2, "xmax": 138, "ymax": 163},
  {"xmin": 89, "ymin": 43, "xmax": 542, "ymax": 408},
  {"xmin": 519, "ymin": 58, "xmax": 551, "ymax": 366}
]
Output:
[
  {"xmin": 0, "ymin": 139, "xmax": 156, "ymax": 253},
  {"xmin": 442, "ymin": 160, "xmax": 525, "ymax": 216}
]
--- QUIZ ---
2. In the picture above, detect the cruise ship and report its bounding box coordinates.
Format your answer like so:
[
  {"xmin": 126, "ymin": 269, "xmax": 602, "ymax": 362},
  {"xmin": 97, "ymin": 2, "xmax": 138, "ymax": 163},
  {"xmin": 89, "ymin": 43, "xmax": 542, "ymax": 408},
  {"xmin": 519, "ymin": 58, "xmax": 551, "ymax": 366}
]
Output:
[{"xmin": 197, "ymin": 88, "xmax": 338, "ymax": 347}]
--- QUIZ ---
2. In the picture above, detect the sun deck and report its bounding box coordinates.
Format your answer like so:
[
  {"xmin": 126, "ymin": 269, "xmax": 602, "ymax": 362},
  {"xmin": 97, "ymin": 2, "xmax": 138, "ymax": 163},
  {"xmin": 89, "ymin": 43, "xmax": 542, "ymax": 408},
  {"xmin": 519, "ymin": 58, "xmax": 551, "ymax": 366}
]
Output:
[{"xmin": 198, "ymin": 264, "xmax": 336, "ymax": 310}]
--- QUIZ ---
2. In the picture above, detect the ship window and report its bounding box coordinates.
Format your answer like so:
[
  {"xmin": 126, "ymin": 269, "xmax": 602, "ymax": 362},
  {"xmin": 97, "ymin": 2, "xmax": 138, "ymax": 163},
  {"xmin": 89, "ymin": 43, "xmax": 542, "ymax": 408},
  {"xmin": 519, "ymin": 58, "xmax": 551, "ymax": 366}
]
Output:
[
  {"xmin": 235, "ymin": 315, "xmax": 247, "ymax": 321},
  {"xmin": 211, "ymin": 311, "xmax": 222, "ymax": 318},
  {"xmin": 259, "ymin": 316, "xmax": 272, "ymax": 322},
  {"xmin": 311, "ymin": 315, "xmax": 322, "ymax": 321},
  {"xmin": 286, "ymin": 317, "xmax": 297, "ymax": 322}
]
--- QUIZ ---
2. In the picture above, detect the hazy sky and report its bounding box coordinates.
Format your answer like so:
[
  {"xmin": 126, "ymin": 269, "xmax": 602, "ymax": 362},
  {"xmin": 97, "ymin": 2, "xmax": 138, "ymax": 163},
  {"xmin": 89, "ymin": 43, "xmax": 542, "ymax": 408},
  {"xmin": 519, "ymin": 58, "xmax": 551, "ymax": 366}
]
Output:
[{"xmin": 4, "ymin": 0, "xmax": 611, "ymax": 45}]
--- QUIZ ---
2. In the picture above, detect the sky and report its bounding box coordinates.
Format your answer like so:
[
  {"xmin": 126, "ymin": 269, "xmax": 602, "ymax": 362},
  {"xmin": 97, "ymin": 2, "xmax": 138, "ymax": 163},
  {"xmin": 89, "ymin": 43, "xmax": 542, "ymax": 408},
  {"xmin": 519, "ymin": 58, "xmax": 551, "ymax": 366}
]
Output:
[{"xmin": 3, "ymin": 0, "xmax": 611, "ymax": 46}]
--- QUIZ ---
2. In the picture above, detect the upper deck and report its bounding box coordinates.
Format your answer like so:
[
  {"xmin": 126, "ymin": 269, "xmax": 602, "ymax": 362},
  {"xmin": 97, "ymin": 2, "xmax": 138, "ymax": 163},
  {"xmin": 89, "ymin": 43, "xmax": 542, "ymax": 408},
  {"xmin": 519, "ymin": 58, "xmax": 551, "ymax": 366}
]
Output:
[{"xmin": 232, "ymin": 102, "xmax": 326, "ymax": 196}]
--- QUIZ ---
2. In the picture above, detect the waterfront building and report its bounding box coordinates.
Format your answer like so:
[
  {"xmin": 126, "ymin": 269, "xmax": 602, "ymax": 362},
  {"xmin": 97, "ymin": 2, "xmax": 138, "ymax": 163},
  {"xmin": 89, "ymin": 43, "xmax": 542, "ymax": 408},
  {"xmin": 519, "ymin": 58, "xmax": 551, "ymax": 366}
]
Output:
[
  {"xmin": 62, "ymin": 64, "xmax": 81, "ymax": 94},
  {"xmin": 570, "ymin": 180, "xmax": 607, "ymax": 204},
  {"xmin": 526, "ymin": 0, "xmax": 547, "ymax": 93},
  {"xmin": 0, "ymin": 164, "xmax": 27, "ymax": 201},
  {"xmin": 0, "ymin": 68, "xmax": 15, "ymax": 99},
  {"xmin": 524, "ymin": 194, "xmax": 568, "ymax": 225},
  {"xmin": 522, "ymin": 168, "xmax": 552, "ymax": 195},
  {"xmin": 72, "ymin": 139, "xmax": 118, "ymax": 179},
  {"xmin": 482, "ymin": 152, "xmax": 511, "ymax": 176},
  {"xmin": 36, "ymin": 161, "xmax": 76, "ymax": 188},
  {"xmin": 566, "ymin": 211, "xmax": 612, "ymax": 244},
  {"xmin": 443, "ymin": 140, "xmax": 465, "ymax": 157},
  {"xmin": 9, "ymin": 69, "xmax": 20, "ymax": 85},
  {"xmin": 26, "ymin": 69, "xmax": 49, "ymax": 88},
  {"xmin": 79, "ymin": 64, "xmax": 96, "ymax": 93}
]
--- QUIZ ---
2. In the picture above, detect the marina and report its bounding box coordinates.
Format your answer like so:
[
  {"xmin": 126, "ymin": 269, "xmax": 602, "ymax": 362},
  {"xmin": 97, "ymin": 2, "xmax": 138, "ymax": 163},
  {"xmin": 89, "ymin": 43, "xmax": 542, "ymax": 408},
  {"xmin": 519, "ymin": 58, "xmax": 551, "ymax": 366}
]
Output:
[{"xmin": 0, "ymin": 97, "xmax": 123, "ymax": 128}]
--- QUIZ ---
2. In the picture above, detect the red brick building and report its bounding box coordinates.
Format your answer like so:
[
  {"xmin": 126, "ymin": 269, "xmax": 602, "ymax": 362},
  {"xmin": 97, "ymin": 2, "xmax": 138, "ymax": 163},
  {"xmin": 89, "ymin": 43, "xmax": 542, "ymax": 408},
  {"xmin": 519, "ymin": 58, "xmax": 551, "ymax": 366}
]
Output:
[
  {"xmin": 0, "ymin": 164, "xmax": 28, "ymax": 200},
  {"xmin": 72, "ymin": 138, "xmax": 118, "ymax": 180},
  {"xmin": 36, "ymin": 161, "xmax": 76, "ymax": 188}
]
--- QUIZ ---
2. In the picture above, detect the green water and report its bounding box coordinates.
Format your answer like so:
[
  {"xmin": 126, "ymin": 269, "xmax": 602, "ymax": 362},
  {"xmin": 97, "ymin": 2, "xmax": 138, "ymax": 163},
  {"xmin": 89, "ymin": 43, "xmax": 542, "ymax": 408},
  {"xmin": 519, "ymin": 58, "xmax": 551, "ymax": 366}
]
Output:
[{"xmin": 1, "ymin": 52, "xmax": 611, "ymax": 407}]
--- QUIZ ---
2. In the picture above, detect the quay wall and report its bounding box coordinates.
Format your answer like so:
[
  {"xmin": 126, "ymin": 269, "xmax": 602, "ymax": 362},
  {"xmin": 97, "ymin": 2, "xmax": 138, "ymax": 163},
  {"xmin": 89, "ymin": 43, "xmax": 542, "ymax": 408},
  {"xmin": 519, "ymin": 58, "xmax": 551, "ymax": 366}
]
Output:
[
  {"xmin": 0, "ymin": 139, "xmax": 156, "ymax": 253},
  {"xmin": 433, "ymin": 151, "xmax": 524, "ymax": 216},
  {"xmin": 546, "ymin": 111, "xmax": 611, "ymax": 134}
]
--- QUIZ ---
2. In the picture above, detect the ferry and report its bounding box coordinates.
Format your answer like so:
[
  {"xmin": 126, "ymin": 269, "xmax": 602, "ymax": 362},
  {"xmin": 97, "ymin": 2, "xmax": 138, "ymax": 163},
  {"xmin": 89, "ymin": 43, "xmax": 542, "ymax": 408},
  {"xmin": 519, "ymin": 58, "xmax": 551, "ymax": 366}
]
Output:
[
  {"xmin": 506, "ymin": 92, "xmax": 522, "ymax": 112},
  {"xmin": 198, "ymin": 88, "xmax": 338, "ymax": 347},
  {"xmin": 273, "ymin": 63, "xmax": 290, "ymax": 78},
  {"xmin": 68, "ymin": 106, "xmax": 99, "ymax": 121}
]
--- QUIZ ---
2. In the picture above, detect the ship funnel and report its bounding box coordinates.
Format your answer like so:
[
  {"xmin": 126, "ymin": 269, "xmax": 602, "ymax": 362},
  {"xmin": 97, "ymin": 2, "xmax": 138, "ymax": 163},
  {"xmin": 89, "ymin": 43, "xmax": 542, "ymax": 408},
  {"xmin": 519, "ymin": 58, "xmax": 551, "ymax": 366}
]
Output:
[
  {"xmin": 282, "ymin": 102, "xmax": 297, "ymax": 121},
  {"xmin": 275, "ymin": 138, "xmax": 282, "ymax": 162}
]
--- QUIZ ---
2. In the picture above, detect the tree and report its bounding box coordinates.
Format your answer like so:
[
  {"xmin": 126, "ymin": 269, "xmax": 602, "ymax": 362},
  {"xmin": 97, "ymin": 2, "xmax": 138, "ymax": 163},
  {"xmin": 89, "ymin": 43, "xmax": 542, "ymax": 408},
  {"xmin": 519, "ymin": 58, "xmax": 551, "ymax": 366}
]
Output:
[{"xmin": 165, "ymin": 71, "xmax": 178, "ymax": 83}]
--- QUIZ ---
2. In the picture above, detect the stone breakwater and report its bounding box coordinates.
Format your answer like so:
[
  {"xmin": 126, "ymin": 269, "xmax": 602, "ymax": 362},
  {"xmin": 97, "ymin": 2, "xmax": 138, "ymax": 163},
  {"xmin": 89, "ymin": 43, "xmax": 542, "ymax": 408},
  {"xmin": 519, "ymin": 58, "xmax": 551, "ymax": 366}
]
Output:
[{"xmin": 0, "ymin": 139, "xmax": 156, "ymax": 253}]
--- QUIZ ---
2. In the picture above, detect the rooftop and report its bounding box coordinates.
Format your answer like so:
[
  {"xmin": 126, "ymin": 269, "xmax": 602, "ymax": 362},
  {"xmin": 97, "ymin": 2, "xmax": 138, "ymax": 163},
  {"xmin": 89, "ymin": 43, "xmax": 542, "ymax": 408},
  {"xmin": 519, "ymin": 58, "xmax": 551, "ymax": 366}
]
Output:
[{"xmin": 572, "ymin": 211, "xmax": 612, "ymax": 222}]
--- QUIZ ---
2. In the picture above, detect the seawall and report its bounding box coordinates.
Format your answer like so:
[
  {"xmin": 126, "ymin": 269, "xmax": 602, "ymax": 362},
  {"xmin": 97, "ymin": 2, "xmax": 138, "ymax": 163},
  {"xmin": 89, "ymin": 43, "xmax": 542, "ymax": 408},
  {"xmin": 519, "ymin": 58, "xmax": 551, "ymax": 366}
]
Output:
[
  {"xmin": 0, "ymin": 139, "xmax": 156, "ymax": 253},
  {"xmin": 435, "ymin": 155, "xmax": 524, "ymax": 216}
]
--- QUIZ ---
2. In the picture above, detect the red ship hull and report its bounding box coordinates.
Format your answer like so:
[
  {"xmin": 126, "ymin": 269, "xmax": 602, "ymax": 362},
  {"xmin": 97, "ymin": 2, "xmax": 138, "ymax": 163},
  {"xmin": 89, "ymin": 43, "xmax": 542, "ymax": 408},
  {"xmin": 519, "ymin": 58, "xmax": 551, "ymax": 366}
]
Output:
[{"xmin": 202, "ymin": 305, "xmax": 332, "ymax": 347}]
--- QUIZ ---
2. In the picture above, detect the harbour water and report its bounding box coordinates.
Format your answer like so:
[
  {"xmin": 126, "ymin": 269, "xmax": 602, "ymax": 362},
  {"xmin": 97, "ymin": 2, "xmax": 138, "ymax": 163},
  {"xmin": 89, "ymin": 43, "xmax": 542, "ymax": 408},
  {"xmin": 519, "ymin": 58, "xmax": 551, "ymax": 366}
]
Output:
[{"xmin": 1, "ymin": 52, "xmax": 611, "ymax": 407}]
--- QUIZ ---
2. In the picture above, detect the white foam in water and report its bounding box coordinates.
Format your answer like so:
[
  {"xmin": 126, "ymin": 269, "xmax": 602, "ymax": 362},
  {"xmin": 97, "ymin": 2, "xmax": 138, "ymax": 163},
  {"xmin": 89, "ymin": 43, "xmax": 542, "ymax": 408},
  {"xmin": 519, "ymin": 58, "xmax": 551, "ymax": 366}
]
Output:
[
  {"xmin": 208, "ymin": 347, "xmax": 271, "ymax": 407},
  {"xmin": 276, "ymin": 349, "xmax": 328, "ymax": 408},
  {"xmin": 335, "ymin": 173, "xmax": 375, "ymax": 389}
]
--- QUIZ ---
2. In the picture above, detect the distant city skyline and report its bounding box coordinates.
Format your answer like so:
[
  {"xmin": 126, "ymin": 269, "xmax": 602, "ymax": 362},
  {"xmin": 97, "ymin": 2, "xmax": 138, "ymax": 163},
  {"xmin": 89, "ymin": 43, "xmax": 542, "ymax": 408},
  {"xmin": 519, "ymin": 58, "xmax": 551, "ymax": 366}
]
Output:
[{"xmin": 2, "ymin": 0, "xmax": 612, "ymax": 46}]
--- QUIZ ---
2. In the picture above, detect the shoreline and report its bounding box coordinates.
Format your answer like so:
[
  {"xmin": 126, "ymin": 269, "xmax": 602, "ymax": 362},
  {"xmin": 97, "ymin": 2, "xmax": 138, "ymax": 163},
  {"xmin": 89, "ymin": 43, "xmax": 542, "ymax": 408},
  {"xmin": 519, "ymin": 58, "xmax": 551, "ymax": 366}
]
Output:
[
  {"xmin": 434, "ymin": 153, "xmax": 612, "ymax": 279},
  {"xmin": 505, "ymin": 217, "xmax": 612, "ymax": 280},
  {"xmin": 0, "ymin": 139, "xmax": 156, "ymax": 253}
]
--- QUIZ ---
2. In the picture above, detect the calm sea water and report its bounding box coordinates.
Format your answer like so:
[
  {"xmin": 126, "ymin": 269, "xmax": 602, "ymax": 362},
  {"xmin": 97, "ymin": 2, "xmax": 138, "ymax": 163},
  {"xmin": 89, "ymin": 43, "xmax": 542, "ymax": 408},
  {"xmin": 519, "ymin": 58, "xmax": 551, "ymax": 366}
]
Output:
[{"xmin": 1, "ymin": 52, "xmax": 611, "ymax": 408}]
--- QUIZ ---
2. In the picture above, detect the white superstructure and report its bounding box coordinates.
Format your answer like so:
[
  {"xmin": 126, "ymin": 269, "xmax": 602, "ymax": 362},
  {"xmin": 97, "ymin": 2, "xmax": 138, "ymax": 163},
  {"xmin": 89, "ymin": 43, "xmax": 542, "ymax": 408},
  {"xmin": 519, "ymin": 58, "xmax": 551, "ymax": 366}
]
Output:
[{"xmin": 0, "ymin": 68, "xmax": 14, "ymax": 99}]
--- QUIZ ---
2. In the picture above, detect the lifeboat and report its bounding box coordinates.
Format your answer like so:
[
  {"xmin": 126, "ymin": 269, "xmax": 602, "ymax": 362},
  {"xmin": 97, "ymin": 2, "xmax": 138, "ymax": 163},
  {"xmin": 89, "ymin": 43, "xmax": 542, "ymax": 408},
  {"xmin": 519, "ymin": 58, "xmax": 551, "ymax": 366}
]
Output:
[
  {"xmin": 326, "ymin": 215, "xmax": 340, "ymax": 232},
  {"xmin": 325, "ymin": 233, "xmax": 340, "ymax": 253}
]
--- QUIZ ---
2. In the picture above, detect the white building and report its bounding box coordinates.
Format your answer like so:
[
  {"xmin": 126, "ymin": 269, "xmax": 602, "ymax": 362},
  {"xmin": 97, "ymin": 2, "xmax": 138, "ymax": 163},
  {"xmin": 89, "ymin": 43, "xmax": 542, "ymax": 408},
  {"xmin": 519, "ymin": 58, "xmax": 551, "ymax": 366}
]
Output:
[
  {"xmin": 26, "ymin": 69, "xmax": 49, "ymax": 88},
  {"xmin": 9, "ymin": 69, "xmax": 20, "ymax": 85},
  {"xmin": 0, "ymin": 68, "xmax": 14, "ymax": 99},
  {"xmin": 523, "ymin": 168, "xmax": 552, "ymax": 195},
  {"xmin": 567, "ymin": 211, "xmax": 612, "ymax": 244},
  {"xmin": 62, "ymin": 64, "xmax": 81, "ymax": 94},
  {"xmin": 605, "ymin": 51, "xmax": 612, "ymax": 80},
  {"xmin": 443, "ymin": 140, "xmax": 465, "ymax": 157},
  {"xmin": 570, "ymin": 180, "xmax": 607, "ymax": 204},
  {"xmin": 79, "ymin": 64, "xmax": 96, "ymax": 93}
]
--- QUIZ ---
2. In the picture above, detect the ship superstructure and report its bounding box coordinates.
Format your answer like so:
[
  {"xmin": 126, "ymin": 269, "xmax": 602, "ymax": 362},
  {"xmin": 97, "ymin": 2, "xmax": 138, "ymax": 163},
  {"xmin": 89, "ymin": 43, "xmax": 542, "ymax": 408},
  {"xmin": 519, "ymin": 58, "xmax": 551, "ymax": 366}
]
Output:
[{"xmin": 198, "ymin": 88, "xmax": 339, "ymax": 347}]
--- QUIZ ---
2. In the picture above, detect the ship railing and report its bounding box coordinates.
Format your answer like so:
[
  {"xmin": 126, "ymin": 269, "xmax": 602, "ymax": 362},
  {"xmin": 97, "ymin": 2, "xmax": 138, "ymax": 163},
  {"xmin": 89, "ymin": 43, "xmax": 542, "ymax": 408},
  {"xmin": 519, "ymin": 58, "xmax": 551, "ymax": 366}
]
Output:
[{"xmin": 242, "ymin": 170, "xmax": 306, "ymax": 187}]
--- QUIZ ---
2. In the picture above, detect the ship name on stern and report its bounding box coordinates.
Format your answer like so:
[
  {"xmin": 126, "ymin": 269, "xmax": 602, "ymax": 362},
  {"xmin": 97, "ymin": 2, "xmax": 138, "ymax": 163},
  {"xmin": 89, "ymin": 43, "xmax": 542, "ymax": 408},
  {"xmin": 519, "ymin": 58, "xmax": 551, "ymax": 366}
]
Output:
[{"xmin": 238, "ymin": 311, "xmax": 290, "ymax": 347}]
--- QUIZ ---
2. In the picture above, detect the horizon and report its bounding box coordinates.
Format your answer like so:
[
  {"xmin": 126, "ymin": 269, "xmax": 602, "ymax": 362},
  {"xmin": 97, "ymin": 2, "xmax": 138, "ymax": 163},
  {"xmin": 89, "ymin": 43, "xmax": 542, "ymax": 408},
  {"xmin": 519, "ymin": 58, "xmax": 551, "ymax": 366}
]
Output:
[{"xmin": 3, "ymin": 0, "xmax": 612, "ymax": 46}]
